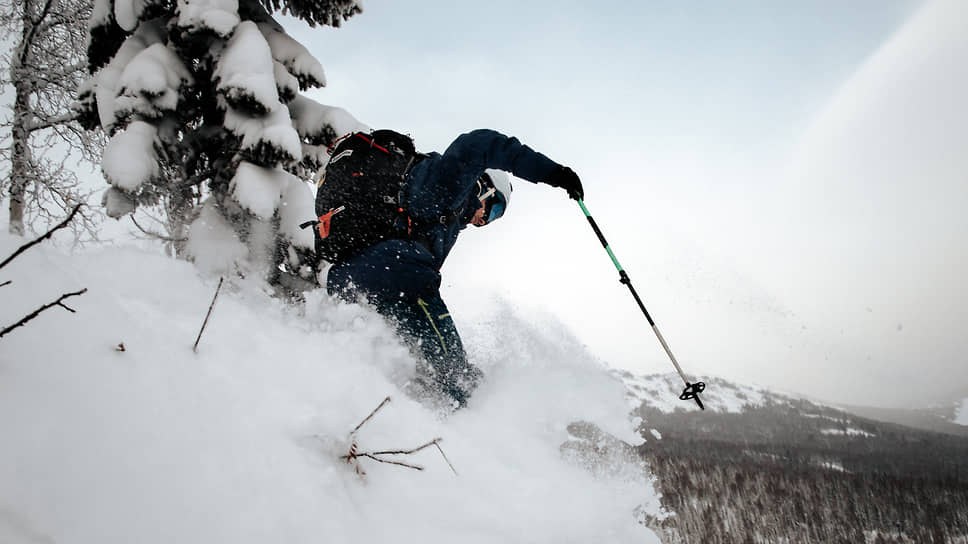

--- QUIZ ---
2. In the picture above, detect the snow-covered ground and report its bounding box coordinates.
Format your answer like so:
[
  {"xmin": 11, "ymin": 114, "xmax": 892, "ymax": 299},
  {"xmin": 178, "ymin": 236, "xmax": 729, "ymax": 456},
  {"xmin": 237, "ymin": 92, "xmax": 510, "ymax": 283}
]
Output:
[
  {"xmin": 0, "ymin": 233, "xmax": 662, "ymax": 543},
  {"xmin": 614, "ymin": 370, "xmax": 773, "ymax": 413},
  {"xmin": 956, "ymin": 398, "xmax": 968, "ymax": 426}
]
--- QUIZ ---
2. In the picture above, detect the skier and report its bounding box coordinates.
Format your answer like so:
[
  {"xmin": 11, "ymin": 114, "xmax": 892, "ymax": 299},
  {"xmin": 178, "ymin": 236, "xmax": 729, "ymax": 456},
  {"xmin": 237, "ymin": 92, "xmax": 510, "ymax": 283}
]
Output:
[{"xmin": 325, "ymin": 129, "xmax": 583, "ymax": 408}]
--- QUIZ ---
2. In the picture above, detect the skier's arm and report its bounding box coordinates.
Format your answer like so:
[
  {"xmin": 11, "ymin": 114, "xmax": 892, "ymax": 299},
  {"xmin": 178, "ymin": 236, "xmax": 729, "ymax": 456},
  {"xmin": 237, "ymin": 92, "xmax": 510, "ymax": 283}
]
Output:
[{"xmin": 442, "ymin": 129, "xmax": 584, "ymax": 201}]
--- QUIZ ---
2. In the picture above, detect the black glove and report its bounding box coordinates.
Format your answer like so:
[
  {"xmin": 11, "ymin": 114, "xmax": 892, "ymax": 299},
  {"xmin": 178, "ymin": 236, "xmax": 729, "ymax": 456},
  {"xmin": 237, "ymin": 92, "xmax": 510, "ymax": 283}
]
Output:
[{"xmin": 543, "ymin": 165, "xmax": 584, "ymax": 201}]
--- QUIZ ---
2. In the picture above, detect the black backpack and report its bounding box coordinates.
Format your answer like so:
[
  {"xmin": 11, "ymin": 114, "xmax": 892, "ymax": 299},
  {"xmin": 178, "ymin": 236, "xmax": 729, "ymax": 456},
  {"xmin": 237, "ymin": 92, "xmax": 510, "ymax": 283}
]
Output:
[{"xmin": 304, "ymin": 130, "xmax": 419, "ymax": 263}]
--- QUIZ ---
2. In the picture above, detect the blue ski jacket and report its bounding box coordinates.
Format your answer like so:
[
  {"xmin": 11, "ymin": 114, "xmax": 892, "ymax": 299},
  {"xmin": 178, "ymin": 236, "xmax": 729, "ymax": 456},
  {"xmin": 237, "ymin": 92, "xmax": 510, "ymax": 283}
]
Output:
[{"xmin": 327, "ymin": 129, "xmax": 562, "ymax": 301}]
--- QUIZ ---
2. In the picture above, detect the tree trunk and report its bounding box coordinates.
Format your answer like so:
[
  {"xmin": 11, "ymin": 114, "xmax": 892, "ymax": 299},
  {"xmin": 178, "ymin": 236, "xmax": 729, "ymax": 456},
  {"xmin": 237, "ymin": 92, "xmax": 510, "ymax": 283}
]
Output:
[
  {"xmin": 9, "ymin": 78, "xmax": 32, "ymax": 237},
  {"xmin": 8, "ymin": 4, "xmax": 33, "ymax": 237}
]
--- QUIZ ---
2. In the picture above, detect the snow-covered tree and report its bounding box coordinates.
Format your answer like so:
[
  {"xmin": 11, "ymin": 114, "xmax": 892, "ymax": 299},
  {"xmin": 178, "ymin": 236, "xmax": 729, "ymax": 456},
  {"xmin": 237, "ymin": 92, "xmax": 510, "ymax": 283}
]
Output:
[
  {"xmin": 1, "ymin": 0, "xmax": 105, "ymax": 239},
  {"xmin": 78, "ymin": 0, "xmax": 367, "ymax": 285}
]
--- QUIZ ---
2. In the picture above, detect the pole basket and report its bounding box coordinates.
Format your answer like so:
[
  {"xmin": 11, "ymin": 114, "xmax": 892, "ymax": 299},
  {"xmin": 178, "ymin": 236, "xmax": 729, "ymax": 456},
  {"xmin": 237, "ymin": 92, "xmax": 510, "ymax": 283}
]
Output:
[{"xmin": 679, "ymin": 382, "xmax": 707, "ymax": 410}]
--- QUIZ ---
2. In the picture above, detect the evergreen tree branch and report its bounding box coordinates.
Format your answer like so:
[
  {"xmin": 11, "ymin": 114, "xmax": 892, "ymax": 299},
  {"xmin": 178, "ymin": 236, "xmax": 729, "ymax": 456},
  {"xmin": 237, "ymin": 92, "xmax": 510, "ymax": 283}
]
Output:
[
  {"xmin": 0, "ymin": 288, "xmax": 87, "ymax": 339},
  {"xmin": 0, "ymin": 203, "xmax": 81, "ymax": 270}
]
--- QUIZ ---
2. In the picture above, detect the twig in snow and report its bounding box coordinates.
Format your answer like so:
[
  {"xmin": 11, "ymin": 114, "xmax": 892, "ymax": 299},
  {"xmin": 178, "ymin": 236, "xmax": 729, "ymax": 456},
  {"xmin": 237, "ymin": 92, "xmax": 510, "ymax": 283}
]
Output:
[
  {"xmin": 340, "ymin": 397, "xmax": 459, "ymax": 476},
  {"xmin": 370, "ymin": 438, "xmax": 442, "ymax": 457},
  {"xmin": 193, "ymin": 277, "xmax": 224, "ymax": 353},
  {"xmin": 351, "ymin": 396, "xmax": 391, "ymax": 434},
  {"xmin": 0, "ymin": 280, "xmax": 11, "ymax": 288},
  {"xmin": 434, "ymin": 440, "xmax": 459, "ymax": 476},
  {"xmin": 0, "ymin": 288, "xmax": 88, "ymax": 339},
  {"xmin": 0, "ymin": 204, "xmax": 82, "ymax": 271},
  {"xmin": 352, "ymin": 453, "xmax": 425, "ymax": 471}
]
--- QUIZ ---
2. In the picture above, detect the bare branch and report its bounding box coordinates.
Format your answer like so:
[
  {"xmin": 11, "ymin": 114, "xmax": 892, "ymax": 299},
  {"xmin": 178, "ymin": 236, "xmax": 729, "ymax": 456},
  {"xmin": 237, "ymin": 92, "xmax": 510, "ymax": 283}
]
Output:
[
  {"xmin": 193, "ymin": 277, "xmax": 224, "ymax": 352},
  {"xmin": 434, "ymin": 440, "xmax": 459, "ymax": 476},
  {"xmin": 370, "ymin": 438, "xmax": 442, "ymax": 457},
  {"xmin": 350, "ymin": 396, "xmax": 392, "ymax": 434},
  {"xmin": 0, "ymin": 288, "xmax": 87, "ymax": 339},
  {"xmin": 0, "ymin": 203, "xmax": 81, "ymax": 270},
  {"xmin": 338, "ymin": 399, "xmax": 459, "ymax": 477},
  {"xmin": 26, "ymin": 110, "xmax": 78, "ymax": 132},
  {"xmin": 1, "ymin": 280, "xmax": 11, "ymax": 288},
  {"xmin": 130, "ymin": 216, "xmax": 188, "ymax": 243},
  {"xmin": 352, "ymin": 454, "xmax": 424, "ymax": 471}
]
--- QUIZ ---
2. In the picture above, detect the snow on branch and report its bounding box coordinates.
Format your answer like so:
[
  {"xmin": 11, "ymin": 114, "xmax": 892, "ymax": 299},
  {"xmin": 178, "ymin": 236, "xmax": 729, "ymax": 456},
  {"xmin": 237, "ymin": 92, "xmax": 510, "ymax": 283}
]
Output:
[
  {"xmin": 273, "ymin": 60, "xmax": 298, "ymax": 103},
  {"xmin": 229, "ymin": 161, "xmax": 293, "ymax": 219},
  {"xmin": 258, "ymin": 0, "xmax": 361, "ymax": 29},
  {"xmin": 114, "ymin": 0, "xmax": 167, "ymax": 31},
  {"xmin": 215, "ymin": 21, "xmax": 279, "ymax": 114},
  {"xmin": 102, "ymin": 120, "xmax": 160, "ymax": 192},
  {"xmin": 279, "ymin": 176, "xmax": 314, "ymax": 249},
  {"xmin": 103, "ymin": 186, "xmax": 138, "ymax": 218},
  {"xmin": 89, "ymin": 0, "xmax": 113, "ymax": 29},
  {"xmin": 257, "ymin": 22, "xmax": 325, "ymax": 90},
  {"xmin": 185, "ymin": 201, "xmax": 249, "ymax": 276},
  {"xmin": 225, "ymin": 106, "xmax": 302, "ymax": 167},
  {"xmin": 91, "ymin": 20, "xmax": 167, "ymax": 130},
  {"xmin": 288, "ymin": 95, "xmax": 368, "ymax": 146},
  {"xmin": 114, "ymin": 43, "xmax": 194, "ymax": 121},
  {"xmin": 176, "ymin": 0, "xmax": 241, "ymax": 37}
]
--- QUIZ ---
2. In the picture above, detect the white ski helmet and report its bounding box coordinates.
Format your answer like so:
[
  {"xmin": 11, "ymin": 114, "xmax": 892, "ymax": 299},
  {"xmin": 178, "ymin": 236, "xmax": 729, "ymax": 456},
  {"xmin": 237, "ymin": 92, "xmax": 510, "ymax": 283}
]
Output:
[{"xmin": 478, "ymin": 169, "xmax": 512, "ymax": 224}]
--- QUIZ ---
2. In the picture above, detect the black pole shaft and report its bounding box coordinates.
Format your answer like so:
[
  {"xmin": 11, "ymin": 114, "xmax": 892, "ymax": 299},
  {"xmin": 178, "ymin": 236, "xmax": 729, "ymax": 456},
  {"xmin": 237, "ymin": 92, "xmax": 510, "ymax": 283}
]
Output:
[{"xmin": 577, "ymin": 199, "xmax": 705, "ymax": 410}]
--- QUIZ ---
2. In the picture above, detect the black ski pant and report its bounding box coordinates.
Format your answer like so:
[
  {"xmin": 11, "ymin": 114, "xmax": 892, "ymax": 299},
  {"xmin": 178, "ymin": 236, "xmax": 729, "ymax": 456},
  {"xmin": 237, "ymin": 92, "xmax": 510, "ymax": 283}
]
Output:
[{"xmin": 370, "ymin": 294, "xmax": 483, "ymax": 408}]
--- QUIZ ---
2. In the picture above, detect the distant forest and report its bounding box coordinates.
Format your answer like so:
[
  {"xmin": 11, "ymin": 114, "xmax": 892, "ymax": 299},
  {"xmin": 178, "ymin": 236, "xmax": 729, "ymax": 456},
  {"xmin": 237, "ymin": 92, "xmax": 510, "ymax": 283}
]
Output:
[{"xmin": 636, "ymin": 402, "xmax": 968, "ymax": 543}]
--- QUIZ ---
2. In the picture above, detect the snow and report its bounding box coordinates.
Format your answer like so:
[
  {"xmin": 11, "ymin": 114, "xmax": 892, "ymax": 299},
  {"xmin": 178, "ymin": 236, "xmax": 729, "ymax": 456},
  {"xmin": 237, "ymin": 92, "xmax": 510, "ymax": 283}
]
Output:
[
  {"xmin": 103, "ymin": 186, "xmax": 137, "ymax": 218},
  {"xmin": 185, "ymin": 199, "xmax": 249, "ymax": 275},
  {"xmin": 820, "ymin": 428, "xmax": 876, "ymax": 438},
  {"xmin": 216, "ymin": 21, "xmax": 283, "ymax": 114},
  {"xmin": 278, "ymin": 176, "xmax": 315, "ymax": 249},
  {"xmin": 102, "ymin": 120, "xmax": 160, "ymax": 191},
  {"xmin": 93, "ymin": 21, "xmax": 167, "ymax": 129},
  {"xmin": 953, "ymin": 398, "xmax": 968, "ymax": 425},
  {"xmin": 288, "ymin": 95, "xmax": 369, "ymax": 145},
  {"xmin": 115, "ymin": 43, "xmax": 193, "ymax": 119},
  {"xmin": 217, "ymin": 24, "xmax": 302, "ymax": 166},
  {"xmin": 225, "ymin": 105, "xmax": 303, "ymax": 165},
  {"xmin": 177, "ymin": 0, "xmax": 241, "ymax": 37},
  {"xmin": 0, "ymin": 234, "xmax": 661, "ymax": 543},
  {"xmin": 819, "ymin": 460, "xmax": 848, "ymax": 473},
  {"xmin": 89, "ymin": 0, "xmax": 113, "ymax": 28},
  {"xmin": 258, "ymin": 22, "xmax": 327, "ymax": 88},
  {"xmin": 114, "ymin": 0, "xmax": 151, "ymax": 31},
  {"xmin": 273, "ymin": 59, "xmax": 299, "ymax": 100},
  {"xmin": 616, "ymin": 371, "xmax": 771, "ymax": 414},
  {"xmin": 229, "ymin": 161, "xmax": 291, "ymax": 220}
]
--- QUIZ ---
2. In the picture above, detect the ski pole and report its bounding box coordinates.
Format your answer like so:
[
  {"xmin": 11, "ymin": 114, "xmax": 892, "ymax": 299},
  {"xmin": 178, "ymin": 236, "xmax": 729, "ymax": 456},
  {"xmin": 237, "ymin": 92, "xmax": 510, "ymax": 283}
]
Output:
[{"xmin": 577, "ymin": 199, "xmax": 706, "ymax": 410}]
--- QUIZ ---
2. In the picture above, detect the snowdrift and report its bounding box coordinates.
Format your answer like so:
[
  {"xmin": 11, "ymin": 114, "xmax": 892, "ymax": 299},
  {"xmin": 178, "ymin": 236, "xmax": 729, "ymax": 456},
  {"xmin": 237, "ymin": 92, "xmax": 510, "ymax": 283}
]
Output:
[{"xmin": 0, "ymin": 234, "xmax": 662, "ymax": 543}]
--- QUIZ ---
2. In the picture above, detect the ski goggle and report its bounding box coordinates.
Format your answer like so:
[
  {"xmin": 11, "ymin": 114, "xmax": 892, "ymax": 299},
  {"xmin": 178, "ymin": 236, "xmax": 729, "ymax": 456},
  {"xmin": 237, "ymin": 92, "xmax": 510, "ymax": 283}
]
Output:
[{"xmin": 482, "ymin": 190, "xmax": 507, "ymax": 224}]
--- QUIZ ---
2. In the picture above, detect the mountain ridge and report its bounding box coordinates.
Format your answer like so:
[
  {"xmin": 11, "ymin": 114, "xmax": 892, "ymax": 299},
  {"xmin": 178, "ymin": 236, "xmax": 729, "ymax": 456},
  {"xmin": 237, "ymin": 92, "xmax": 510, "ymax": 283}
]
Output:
[{"xmin": 614, "ymin": 370, "xmax": 968, "ymax": 438}]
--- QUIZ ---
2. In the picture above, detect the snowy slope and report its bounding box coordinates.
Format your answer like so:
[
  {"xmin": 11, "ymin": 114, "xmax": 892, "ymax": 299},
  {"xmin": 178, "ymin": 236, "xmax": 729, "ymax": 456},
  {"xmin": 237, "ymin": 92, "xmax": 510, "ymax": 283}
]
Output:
[
  {"xmin": 955, "ymin": 398, "xmax": 968, "ymax": 426},
  {"xmin": 0, "ymin": 234, "xmax": 662, "ymax": 544},
  {"xmin": 614, "ymin": 370, "xmax": 784, "ymax": 414}
]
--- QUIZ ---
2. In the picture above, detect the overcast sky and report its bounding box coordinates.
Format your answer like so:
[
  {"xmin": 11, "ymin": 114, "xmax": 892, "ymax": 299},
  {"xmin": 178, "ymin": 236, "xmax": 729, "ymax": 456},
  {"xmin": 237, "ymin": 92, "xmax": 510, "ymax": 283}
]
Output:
[{"xmin": 277, "ymin": 0, "xmax": 968, "ymax": 409}]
